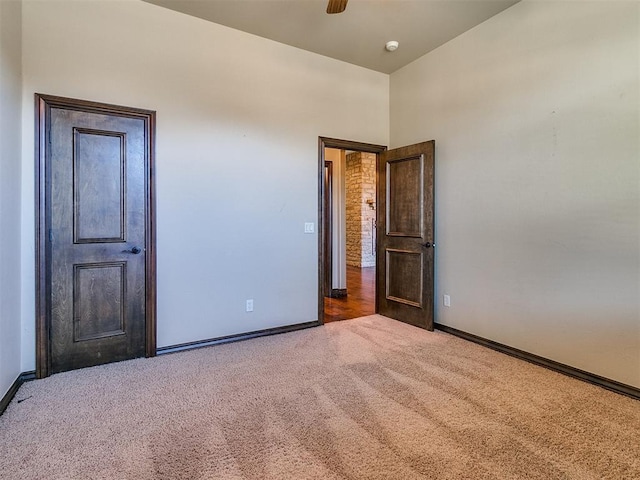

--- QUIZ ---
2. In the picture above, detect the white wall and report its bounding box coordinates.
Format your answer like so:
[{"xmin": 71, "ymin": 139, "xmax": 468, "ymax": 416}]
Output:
[
  {"xmin": 0, "ymin": 0, "xmax": 23, "ymax": 396},
  {"xmin": 20, "ymin": 0, "xmax": 389, "ymax": 369},
  {"xmin": 391, "ymin": 1, "xmax": 640, "ymax": 387}
]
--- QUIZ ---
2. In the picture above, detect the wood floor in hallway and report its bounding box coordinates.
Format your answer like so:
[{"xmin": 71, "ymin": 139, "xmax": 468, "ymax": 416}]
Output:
[{"xmin": 324, "ymin": 265, "xmax": 375, "ymax": 323}]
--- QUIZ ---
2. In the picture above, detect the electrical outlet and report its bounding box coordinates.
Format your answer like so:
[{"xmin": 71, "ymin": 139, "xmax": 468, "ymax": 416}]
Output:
[
  {"xmin": 246, "ymin": 299, "xmax": 254, "ymax": 312},
  {"xmin": 443, "ymin": 294, "xmax": 451, "ymax": 307}
]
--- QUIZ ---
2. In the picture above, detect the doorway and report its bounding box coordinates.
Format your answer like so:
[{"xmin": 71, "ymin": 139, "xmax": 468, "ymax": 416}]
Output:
[
  {"xmin": 319, "ymin": 137, "xmax": 436, "ymax": 330},
  {"xmin": 318, "ymin": 138, "xmax": 386, "ymax": 324}
]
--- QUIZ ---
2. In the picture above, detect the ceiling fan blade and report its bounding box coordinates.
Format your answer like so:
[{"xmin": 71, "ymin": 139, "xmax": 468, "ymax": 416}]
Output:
[{"xmin": 326, "ymin": 0, "xmax": 348, "ymax": 14}]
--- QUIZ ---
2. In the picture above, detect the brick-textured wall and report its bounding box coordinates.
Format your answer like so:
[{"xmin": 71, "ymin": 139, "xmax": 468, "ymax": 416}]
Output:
[{"xmin": 346, "ymin": 152, "xmax": 376, "ymax": 268}]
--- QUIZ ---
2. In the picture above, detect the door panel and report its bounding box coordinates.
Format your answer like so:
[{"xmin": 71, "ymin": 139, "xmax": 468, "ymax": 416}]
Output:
[
  {"xmin": 73, "ymin": 262, "xmax": 126, "ymax": 341},
  {"xmin": 387, "ymin": 156, "xmax": 423, "ymax": 237},
  {"xmin": 37, "ymin": 95, "xmax": 156, "ymax": 376},
  {"xmin": 386, "ymin": 249, "xmax": 423, "ymax": 307},
  {"xmin": 377, "ymin": 141, "xmax": 435, "ymax": 330},
  {"xmin": 73, "ymin": 129, "xmax": 126, "ymax": 242}
]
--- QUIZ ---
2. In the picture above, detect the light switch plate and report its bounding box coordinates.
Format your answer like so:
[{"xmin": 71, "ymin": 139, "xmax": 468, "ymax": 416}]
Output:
[{"xmin": 304, "ymin": 222, "xmax": 315, "ymax": 234}]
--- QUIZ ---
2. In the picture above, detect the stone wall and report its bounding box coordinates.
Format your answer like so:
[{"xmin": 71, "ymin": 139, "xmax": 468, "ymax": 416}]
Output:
[{"xmin": 345, "ymin": 152, "xmax": 376, "ymax": 268}]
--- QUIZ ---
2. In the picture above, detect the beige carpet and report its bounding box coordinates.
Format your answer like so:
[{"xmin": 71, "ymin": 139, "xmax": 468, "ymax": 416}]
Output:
[{"xmin": 1, "ymin": 315, "xmax": 638, "ymax": 479}]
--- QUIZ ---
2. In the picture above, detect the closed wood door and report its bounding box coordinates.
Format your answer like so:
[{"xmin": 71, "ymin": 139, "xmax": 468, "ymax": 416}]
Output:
[
  {"xmin": 377, "ymin": 141, "xmax": 435, "ymax": 330},
  {"xmin": 36, "ymin": 95, "xmax": 156, "ymax": 376}
]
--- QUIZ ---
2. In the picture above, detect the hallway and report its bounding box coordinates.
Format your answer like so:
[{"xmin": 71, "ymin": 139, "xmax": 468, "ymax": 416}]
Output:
[{"xmin": 324, "ymin": 266, "xmax": 375, "ymax": 322}]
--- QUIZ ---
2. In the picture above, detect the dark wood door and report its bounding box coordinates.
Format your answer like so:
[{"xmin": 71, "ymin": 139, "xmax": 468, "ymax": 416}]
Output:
[
  {"xmin": 377, "ymin": 141, "xmax": 435, "ymax": 330},
  {"xmin": 37, "ymin": 95, "xmax": 156, "ymax": 376}
]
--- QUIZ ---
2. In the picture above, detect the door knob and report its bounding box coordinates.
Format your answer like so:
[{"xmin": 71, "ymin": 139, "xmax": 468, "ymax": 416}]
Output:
[
  {"xmin": 122, "ymin": 246, "xmax": 142, "ymax": 254},
  {"xmin": 422, "ymin": 242, "xmax": 435, "ymax": 248}
]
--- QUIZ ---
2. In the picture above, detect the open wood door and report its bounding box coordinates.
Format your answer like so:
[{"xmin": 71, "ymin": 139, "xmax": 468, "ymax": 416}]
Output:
[{"xmin": 377, "ymin": 141, "xmax": 435, "ymax": 330}]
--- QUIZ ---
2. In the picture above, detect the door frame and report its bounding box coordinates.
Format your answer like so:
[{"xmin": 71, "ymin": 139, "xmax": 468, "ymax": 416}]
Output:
[
  {"xmin": 323, "ymin": 160, "xmax": 333, "ymax": 297},
  {"xmin": 35, "ymin": 94, "xmax": 157, "ymax": 378},
  {"xmin": 317, "ymin": 137, "xmax": 386, "ymax": 324}
]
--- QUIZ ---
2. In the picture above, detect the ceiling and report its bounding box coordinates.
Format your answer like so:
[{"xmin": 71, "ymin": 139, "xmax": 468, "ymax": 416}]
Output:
[{"xmin": 143, "ymin": 0, "xmax": 520, "ymax": 74}]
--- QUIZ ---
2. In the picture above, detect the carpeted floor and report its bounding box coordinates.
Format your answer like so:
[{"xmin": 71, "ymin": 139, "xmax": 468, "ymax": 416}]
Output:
[{"xmin": 1, "ymin": 315, "xmax": 638, "ymax": 479}]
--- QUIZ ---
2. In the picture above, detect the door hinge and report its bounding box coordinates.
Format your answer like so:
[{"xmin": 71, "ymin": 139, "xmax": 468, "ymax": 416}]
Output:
[{"xmin": 48, "ymin": 229, "xmax": 52, "ymax": 242}]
